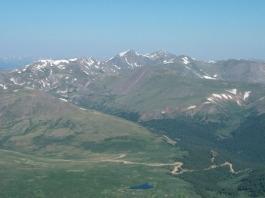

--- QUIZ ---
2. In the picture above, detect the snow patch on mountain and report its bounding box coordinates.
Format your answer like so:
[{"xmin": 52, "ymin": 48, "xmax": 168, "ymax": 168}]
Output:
[
  {"xmin": 243, "ymin": 91, "xmax": 251, "ymax": 100},
  {"xmin": 59, "ymin": 98, "xmax": 68, "ymax": 102},
  {"xmin": 57, "ymin": 89, "xmax": 68, "ymax": 94},
  {"xmin": 182, "ymin": 57, "xmax": 190, "ymax": 65},
  {"xmin": 85, "ymin": 58, "xmax": 95, "ymax": 66},
  {"xmin": 113, "ymin": 65, "xmax": 121, "ymax": 70},
  {"xmin": 205, "ymin": 89, "xmax": 251, "ymax": 106},
  {"xmin": 203, "ymin": 75, "xmax": 217, "ymax": 80},
  {"xmin": 163, "ymin": 59, "xmax": 175, "ymax": 64},
  {"xmin": 226, "ymin": 89, "xmax": 237, "ymax": 95},
  {"xmin": 0, "ymin": 83, "xmax": 7, "ymax": 90},
  {"xmin": 124, "ymin": 57, "xmax": 142, "ymax": 68},
  {"xmin": 119, "ymin": 50, "xmax": 131, "ymax": 57},
  {"xmin": 187, "ymin": 105, "xmax": 197, "ymax": 110},
  {"xmin": 208, "ymin": 60, "xmax": 216, "ymax": 64},
  {"xmin": 145, "ymin": 50, "xmax": 174, "ymax": 60},
  {"xmin": 10, "ymin": 77, "xmax": 25, "ymax": 86}
]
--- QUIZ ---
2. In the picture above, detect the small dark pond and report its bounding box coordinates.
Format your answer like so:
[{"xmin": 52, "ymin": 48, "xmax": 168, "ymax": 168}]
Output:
[{"xmin": 129, "ymin": 183, "xmax": 154, "ymax": 190}]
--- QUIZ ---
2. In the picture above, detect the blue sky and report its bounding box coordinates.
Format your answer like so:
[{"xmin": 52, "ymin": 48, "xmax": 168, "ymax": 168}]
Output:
[{"xmin": 1, "ymin": 0, "xmax": 265, "ymax": 60}]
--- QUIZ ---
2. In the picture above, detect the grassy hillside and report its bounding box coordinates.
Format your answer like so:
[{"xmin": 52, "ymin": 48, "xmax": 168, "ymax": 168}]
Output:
[{"xmin": 0, "ymin": 89, "xmax": 185, "ymax": 161}]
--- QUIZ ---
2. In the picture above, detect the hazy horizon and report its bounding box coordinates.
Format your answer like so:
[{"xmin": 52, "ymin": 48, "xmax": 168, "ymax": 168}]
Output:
[{"xmin": 1, "ymin": 49, "xmax": 265, "ymax": 63}]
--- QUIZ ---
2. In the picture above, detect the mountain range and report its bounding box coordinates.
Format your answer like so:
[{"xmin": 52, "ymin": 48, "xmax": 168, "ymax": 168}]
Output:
[
  {"xmin": 2, "ymin": 50, "xmax": 265, "ymax": 124},
  {"xmin": 0, "ymin": 50, "xmax": 265, "ymax": 197}
]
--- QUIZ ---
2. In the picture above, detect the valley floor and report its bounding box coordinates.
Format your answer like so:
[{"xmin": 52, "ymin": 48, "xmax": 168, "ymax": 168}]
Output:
[{"xmin": 0, "ymin": 149, "xmax": 254, "ymax": 198}]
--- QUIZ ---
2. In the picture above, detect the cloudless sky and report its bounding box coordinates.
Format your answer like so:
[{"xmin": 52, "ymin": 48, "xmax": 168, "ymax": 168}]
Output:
[{"xmin": 1, "ymin": 0, "xmax": 265, "ymax": 60}]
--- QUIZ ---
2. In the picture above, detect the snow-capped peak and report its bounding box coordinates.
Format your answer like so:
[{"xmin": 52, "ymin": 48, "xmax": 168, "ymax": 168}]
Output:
[
  {"xmin": 145, "ymin": 50, "xmax": 175, "ymax": 60},
  {"xmin": 26, "ymin": 59, "xmax": 70, "ymax": 71},
  {"xmin": 52, "ymin": 60, "xmax": 70, "ymax": 66},
  {"xmin": 119, "ymin": 49, "xmax": 135, "ymax": 57},
  {"xmin": 36, "ymin": 59, "xmax": 70, "ymax": 67},
  {"xmin": 69, "ymin": 58, "xmax": 78, "ymax": 62}
]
